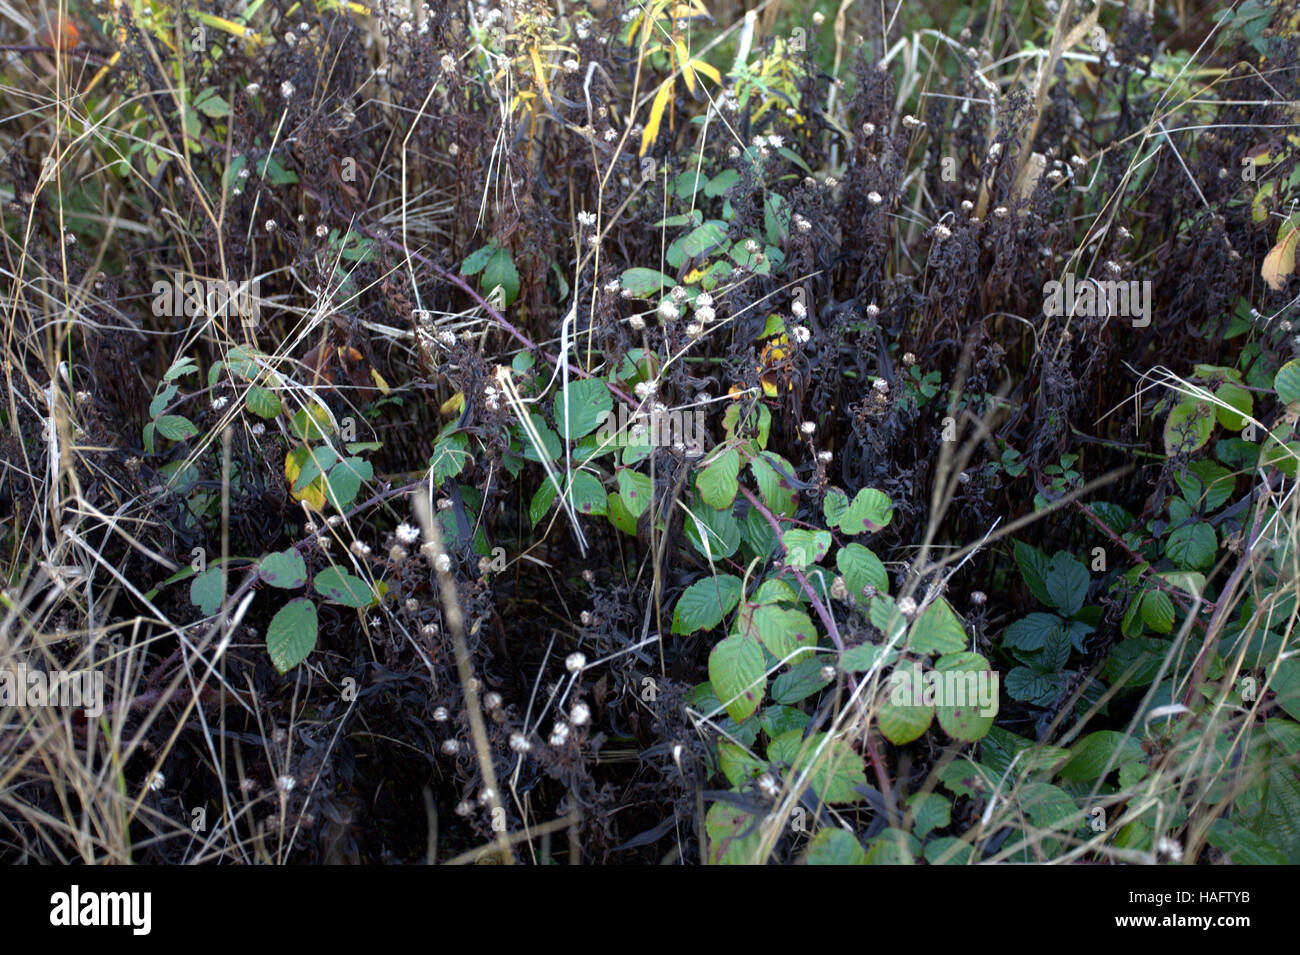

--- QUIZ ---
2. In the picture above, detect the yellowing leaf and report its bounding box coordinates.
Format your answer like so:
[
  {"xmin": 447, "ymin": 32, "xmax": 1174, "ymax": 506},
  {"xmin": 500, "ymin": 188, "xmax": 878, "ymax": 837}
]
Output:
[
  {"xmin": 684, "ymin": 266, "xmax": 708, "ymax": 284},
  {"xmin": 440, "ymin": 391, "xmax": 465, "ymax": 417},
  {"xmin": 1262, "ymin": 224, "xmax": 1299, "ymax": 292},
  {"xmin": 285, "ymin": 448, "xmax": 326, "ymax": 511},
  {"xmin": 670, "ymin": 1, "xmax": 710, "ymax": 18},
  {"xmin": 641, "ymin": 80, "xmax": 675, "ymax": 156},
  {"xmin": 690, "ymin": 59, "xmax": 722, "ymax": 85},
  {"xmin": 529, "ymin": 46, "xmax": 553, "ymax": 105},
  {"xmin": 370, "ymin": 368, "xmax": 391, "ymax": 395},
  {"xmin": 675, "ymin": 39, "xmax": 696, "ymax": 94}
]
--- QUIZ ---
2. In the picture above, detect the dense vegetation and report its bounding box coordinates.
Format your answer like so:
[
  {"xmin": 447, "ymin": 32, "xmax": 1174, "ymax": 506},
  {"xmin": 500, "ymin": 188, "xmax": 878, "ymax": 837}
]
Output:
[{"xmin": 2, "ymin": 0, "xmax": 1299, "ymax": 864}]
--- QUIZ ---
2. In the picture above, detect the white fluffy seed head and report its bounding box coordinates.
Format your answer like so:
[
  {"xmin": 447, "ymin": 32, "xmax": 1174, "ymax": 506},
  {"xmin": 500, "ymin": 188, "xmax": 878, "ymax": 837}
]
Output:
[
  {"xmin": 570, "ymin": 702, "xmax": 591, "ymax": 726},
  {"xmin": 565, "ymin": 652, "xmax": 586, "ymax": 673}
]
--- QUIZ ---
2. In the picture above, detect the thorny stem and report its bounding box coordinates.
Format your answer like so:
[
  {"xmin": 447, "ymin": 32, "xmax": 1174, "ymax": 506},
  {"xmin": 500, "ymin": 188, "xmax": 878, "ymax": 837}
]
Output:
[{"xmin": 736, "ymin": 483, "xmax": 845, "ymax": 653}]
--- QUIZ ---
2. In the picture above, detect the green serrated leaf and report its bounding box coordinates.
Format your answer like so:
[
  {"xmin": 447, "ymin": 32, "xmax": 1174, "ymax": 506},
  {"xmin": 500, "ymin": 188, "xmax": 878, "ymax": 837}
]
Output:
[
  {"xmin": 313, "ymin": 567, "xmax": 374, "ymax": 607},
  {"xmin": 709, "ymin": 633, "xmax": 765, "ymax": 722},
  {"xmin": 190, "ymin": 566, "xmax": 225, "ymax": 616},
  {"xmin": 155, "ymin": 414, "xmax": 199, "ymax": 441},
  {"xmin": 697, "ymin": 448, "xmax": 740, "ymax": 509},
  {"xmin": 266, "ymin": 598, "xmax": 318, "ymax": 673},
  {"xmin": 259, "ymin": 549, "xmax": 307, "ymax": 589},
  {"xmin": 672, "ymin": 575, "xmax": 743, "ymax": 634}
]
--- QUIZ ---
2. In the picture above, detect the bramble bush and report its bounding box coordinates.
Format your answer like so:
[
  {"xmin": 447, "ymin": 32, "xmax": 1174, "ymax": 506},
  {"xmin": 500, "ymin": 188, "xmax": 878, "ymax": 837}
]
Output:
[{"xmin": 1, "ymin": 0, "xmax": 1299, "ymax": 865}]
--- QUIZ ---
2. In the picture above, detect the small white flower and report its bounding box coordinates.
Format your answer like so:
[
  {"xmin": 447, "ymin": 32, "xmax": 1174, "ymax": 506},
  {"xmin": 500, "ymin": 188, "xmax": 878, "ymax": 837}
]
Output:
[
  {"xmin": 861, "ymin": 122, "xmax": 876, "ymax": 137},
  {"xmin": 933, "ymin": 223, "xmax": 951, "ymax": 240},
  {"xmin": 577, "ymin": 211, "xmax": 597, "ymax": 227},
  {"xmin": 315, "ymin": 224, "xmax": 328, "ymax": 238},
  {"xmin": 455, "ymin": 800, "xmax": 472, "ymax": 817},
  {"xmin": 628, "ymin": 314, "xmax": 646, "ymax": 331},
  {"xmin": 549, "ymin": 721, "xmax": 571, "ymax": 746},
  {"xmin": 565, "ymin": 652, "xmax": 586, "ymax": 673},
  {"xmin": 993, "ymin": 206, "xmax": 1008, "ymax": 218},
  {"xmin": 603, "ymin": 127, "xmax": 617, "ymax": 142},
  {"xmin": 211, "ymin": 396, "xmax": 229, "ymax": 411},
  {"xmin": 395, "ymin": 522, "xmax": 420, "ymax": 544},
  {"xmin": 570, "ymin": 702, "xmax": 591, "ymax": 726},
  {"xmin": 825, "ymin": 176, "xmax": 839, "ymax": 188},
  {"xmin": 563, "ymin": 58, "xmax": 580, "ymax": 72},
  {"xmin": 792, "ymin": 325, "xmax": 810, "ymax": 343},
  {"xmin": 961, "ymin": 200, "xmax": 973, "ymax": 212},
  {"xmin": 818, "ymin": 450, "xmax": 833, "ymax": 464},
  {"xmin": 245, "ymin": 83, "xmax": 261, "ymax": 96},
  {"xmin": 865, "ymin": 303, "xmax": 880, "ymax": 318},
  {"xmin": 686, "ymin": 322, "xmax": 703, "ymax": 338},
  {"xmin": 1156, "ymin": 836, "xmax": 1183, "ymax": 862},
  {"xmin": 440, "ymin": 54, "xmax": 456, "ymax": 73},
  {"xmin": 484, "ymin": 692, "xmax": 502, "ymax": 711},
  {"xmin": 813, "ymin": 11, "xmax": 825, "ymax": 26},
  {"xmin": 767, "ymin": 134, "xmax": 784, "ymax": 149},
  {"xmin": 280, "ymin": 80, "xmax": 295, "ymax": 100},
  {"xmin": 745, "ymin": 239, "xmax": 760, "ymax": 254},
  {"xmin": 800, "ymin": 421, "xmax": 816, "ymax": 435},
  {"xmin": 696, "ymin": 292, "xmax": 714, "ymax": 308}
]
